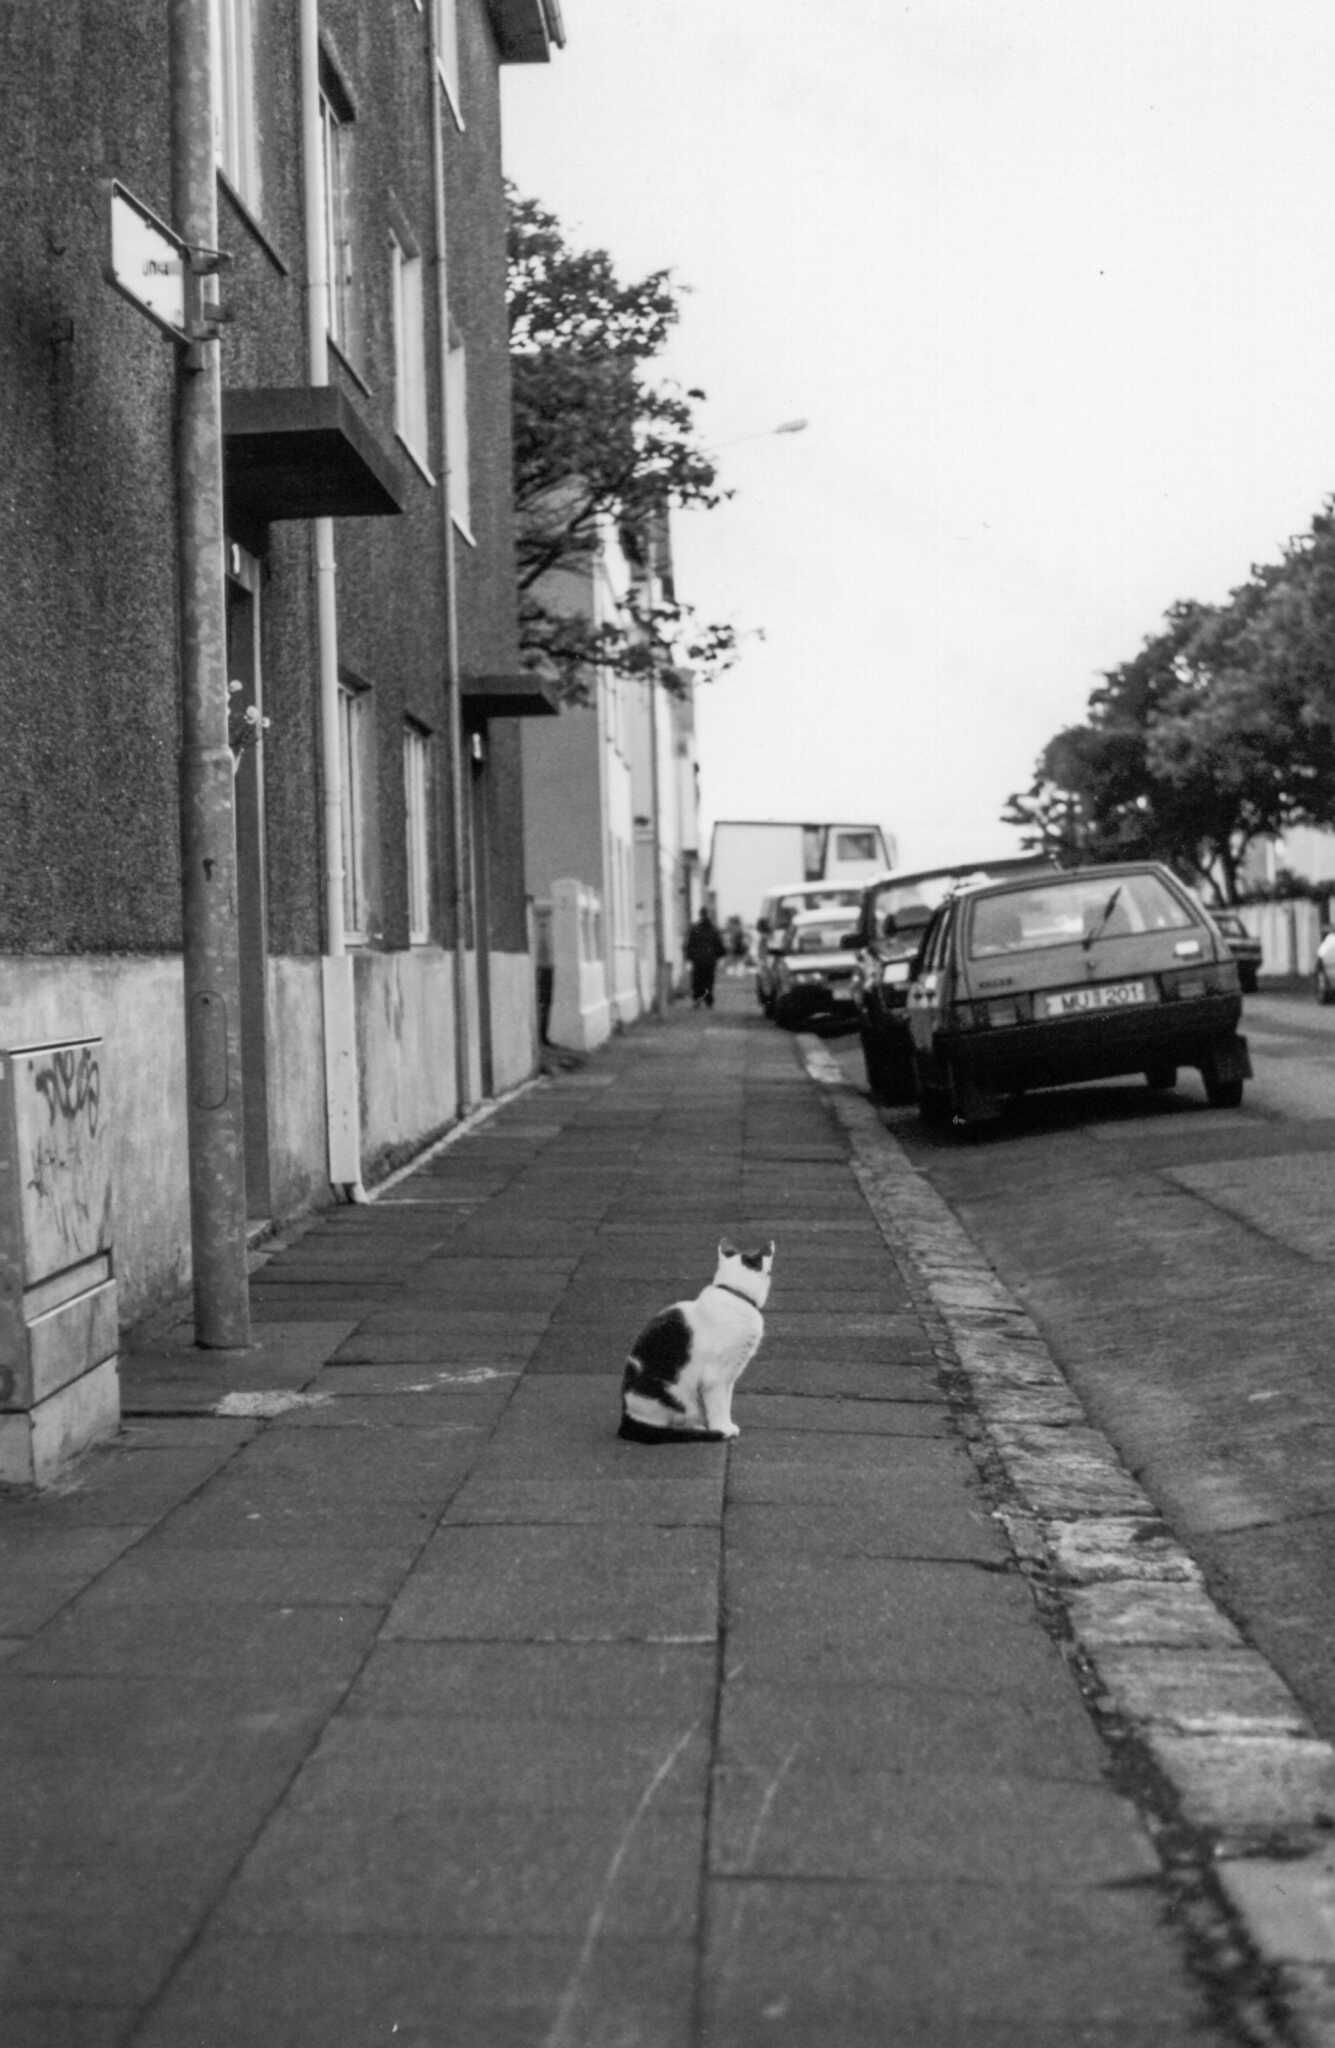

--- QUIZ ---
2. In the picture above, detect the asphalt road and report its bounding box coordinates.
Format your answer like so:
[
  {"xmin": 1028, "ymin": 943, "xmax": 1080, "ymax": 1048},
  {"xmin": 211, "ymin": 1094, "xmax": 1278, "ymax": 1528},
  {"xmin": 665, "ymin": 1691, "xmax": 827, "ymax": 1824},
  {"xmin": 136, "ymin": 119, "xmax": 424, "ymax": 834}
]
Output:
[{"xmin": 824, "ymin": 986, "xmax": 1335, "ymax": 1748}]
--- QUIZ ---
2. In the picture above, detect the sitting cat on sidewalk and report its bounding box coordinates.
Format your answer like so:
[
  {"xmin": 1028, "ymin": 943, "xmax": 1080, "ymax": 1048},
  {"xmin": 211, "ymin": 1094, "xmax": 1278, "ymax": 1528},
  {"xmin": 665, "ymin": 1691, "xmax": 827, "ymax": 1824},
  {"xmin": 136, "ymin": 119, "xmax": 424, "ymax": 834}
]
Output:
[{"xmin": 618, "ymin": 1239, "xmax": 775, "ymax": 1443}]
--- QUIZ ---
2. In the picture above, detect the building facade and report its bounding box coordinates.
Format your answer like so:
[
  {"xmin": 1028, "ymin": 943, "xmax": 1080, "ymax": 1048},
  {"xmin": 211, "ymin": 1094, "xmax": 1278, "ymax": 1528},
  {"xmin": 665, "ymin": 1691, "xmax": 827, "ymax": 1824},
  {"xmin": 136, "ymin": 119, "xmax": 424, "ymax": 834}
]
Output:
[
  {"xmin": 1, "ymin": 0, "xmax": 563, "ymax": 1325},
  {"xmin": 521, "ymin": 512, "xmax": 703, "ymax": 1030}
]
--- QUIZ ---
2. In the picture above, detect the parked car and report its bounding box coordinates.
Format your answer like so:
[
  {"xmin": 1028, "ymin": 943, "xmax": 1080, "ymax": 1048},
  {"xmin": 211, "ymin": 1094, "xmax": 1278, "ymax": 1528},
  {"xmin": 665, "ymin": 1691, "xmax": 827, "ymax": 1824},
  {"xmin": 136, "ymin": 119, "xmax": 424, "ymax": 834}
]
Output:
[
  {"xmin": 1204, "ymin": 907, "xmax": 1262, "ymax": 994},
  {"xmin": 850, "ymin": 855, "xmax": 1057, "ymax": 1102},
  {"xmin": 769, "ymin": 907, "xmax": 862, "ymax": 1029},
  {"xmin": 1317, "ymin": 926, "xmax": 1335, "ymax": 1004},
  {"xmin": 904, "ymin": 861, "xmax": 1251, "ymax": 1129},
  {"xmin": 755, "ymin": 882, "xmax": 864, "ymax": 1015}
]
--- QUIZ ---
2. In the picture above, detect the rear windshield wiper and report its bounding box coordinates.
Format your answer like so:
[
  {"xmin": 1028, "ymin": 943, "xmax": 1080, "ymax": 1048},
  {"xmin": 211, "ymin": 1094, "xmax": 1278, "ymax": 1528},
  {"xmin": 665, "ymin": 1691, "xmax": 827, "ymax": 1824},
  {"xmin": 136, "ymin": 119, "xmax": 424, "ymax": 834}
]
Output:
[{"xmin": 1082, "ymin": 885, "xmax": 1122, "ymax": 950}]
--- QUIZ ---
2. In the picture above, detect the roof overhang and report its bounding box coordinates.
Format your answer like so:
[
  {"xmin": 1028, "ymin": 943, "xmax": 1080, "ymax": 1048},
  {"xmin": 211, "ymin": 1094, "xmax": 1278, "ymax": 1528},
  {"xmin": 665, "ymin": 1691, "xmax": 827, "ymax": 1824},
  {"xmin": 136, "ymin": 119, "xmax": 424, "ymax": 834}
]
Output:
[
  {"xmin": 487, "ymin": 0, "xmax": 564, "ymax": 63},
  {"xmin": 222, "ymin": 386, "xmax": 407, "ymax": 523},
  {"xmin": 462, "ymin": 671, "xmax": 562, "ymax": 719}
]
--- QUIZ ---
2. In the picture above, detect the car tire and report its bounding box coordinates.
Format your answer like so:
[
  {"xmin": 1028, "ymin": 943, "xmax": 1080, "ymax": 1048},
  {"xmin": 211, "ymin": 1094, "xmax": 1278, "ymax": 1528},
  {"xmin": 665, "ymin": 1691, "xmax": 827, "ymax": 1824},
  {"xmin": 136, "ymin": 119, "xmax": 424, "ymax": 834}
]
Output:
[
  {"xmin": 861, "ymin": 1027, "xmax": 914, "ymax": 1104},
  {"xmin": 773, "ymin": 998, "xmax": 798, "ymax": 1030},
  {"xmin": 1317, "ymin": 963, "xmax": 1335, "ymax": 1007},
  {"xmin": 1144, "ymin": 1061, "xmax": 1177, "ymax": 1091},
  {"xmin": 1201, "ymin": 1044, "xmax": 1244, "ymax": 1110},
  {"xmin": 914, "ymin": 1053, "xmax": 954, "ymax": 1128},
  {"xmin": 1238, "ymin": 967, "xmax": 1258, "ymax": 995}
]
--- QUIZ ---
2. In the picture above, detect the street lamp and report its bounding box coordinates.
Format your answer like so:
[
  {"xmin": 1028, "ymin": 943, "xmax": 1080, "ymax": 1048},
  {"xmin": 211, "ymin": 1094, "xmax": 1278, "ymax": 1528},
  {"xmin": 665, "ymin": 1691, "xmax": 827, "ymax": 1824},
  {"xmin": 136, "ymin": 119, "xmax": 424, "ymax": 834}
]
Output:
[{"xmin": 708, "ymin": 418, "xmax": 809, "ymax": 455}]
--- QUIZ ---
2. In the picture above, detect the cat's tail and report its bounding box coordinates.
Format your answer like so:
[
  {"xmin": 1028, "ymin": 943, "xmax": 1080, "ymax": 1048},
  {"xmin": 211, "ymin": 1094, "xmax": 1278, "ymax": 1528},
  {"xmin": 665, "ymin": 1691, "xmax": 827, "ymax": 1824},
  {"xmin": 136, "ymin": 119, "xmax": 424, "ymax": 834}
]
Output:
[{"xmin": 618, "ymin": 1414, "xmax": 728, "ymax": 1445}]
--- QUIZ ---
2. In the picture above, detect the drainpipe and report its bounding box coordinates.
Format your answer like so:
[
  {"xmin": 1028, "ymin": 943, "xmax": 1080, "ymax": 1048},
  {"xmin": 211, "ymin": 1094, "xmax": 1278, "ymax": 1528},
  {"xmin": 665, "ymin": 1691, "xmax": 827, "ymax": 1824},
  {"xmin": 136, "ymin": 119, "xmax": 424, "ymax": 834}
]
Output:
[
  {"xmin": 298, "ymin": 0, "xmax": 365, "ymax": 1198},
  {"xmin": 426, "ymin": 9, "xmax": 474, "ymax": 1116},
  {"xmin": 170, "ymin": 0, "xmax": 251, "ymax": 1346}
]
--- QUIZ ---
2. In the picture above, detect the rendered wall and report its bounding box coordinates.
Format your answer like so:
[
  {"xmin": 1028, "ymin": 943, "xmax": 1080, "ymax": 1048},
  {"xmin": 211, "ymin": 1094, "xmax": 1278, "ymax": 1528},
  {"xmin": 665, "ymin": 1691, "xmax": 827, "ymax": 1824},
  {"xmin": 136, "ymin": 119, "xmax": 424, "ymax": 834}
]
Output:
[
  {"xmin": 0, "ymin": 958, "xmax": 190, "ymax": 1319},
  {"xmin": 488, "ymin": 950, "xmax": 539, "ymax": 1091}
]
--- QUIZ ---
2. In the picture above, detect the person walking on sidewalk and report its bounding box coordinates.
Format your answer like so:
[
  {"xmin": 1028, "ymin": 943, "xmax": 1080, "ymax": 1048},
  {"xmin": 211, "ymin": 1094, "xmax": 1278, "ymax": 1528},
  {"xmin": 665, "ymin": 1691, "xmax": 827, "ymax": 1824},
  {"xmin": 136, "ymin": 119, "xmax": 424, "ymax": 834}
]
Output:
[{"xmin": 686, "ymin": 906, "xmax": 727, "ymax": 1008}]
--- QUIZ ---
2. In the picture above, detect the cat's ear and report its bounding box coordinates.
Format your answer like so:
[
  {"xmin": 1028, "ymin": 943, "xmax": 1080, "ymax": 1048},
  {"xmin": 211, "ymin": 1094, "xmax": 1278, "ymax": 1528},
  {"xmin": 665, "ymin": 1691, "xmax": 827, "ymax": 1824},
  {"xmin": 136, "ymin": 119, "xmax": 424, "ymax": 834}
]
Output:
[
  {"xmin": 763, "ymin": 1240, "xmax": 776, "ymax": 1260},
  {"xmin": 718, "ymin": 1238, "xmax": 737, "ymax": 1260}
]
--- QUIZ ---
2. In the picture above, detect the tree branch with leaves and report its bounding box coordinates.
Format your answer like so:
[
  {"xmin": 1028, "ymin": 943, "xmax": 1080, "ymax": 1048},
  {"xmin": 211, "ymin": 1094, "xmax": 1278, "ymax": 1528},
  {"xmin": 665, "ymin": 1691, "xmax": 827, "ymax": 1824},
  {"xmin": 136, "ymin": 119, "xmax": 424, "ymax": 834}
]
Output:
[{"xmin": 507, "ymin": 188, "xmax": 743, "ymax": 704}]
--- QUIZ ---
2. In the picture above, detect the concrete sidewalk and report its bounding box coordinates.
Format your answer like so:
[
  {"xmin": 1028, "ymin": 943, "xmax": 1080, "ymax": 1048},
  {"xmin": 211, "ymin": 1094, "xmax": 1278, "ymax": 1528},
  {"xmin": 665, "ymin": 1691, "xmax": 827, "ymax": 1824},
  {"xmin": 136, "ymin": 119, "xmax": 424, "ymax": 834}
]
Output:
[{"xmin": 0, "ymin": 983, "xmax": 1251, "ymax": 2046}]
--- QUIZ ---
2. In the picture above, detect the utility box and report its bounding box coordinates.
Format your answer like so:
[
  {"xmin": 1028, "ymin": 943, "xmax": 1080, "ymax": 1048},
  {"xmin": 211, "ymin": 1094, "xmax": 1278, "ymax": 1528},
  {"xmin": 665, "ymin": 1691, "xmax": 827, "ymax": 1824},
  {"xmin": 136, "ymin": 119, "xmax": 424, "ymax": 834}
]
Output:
[{"xmin": 0, "ymin": 1040, "xmax": 121, "ymax": 1485}]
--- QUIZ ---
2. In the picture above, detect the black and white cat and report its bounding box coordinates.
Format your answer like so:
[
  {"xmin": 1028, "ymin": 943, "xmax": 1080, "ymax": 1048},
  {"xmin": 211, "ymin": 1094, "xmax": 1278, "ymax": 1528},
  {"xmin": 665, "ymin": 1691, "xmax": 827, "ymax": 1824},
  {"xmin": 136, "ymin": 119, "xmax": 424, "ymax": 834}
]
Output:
[{"xmin": 618, "ymin": 1239, "xmax": 775, "ymax": 1444}]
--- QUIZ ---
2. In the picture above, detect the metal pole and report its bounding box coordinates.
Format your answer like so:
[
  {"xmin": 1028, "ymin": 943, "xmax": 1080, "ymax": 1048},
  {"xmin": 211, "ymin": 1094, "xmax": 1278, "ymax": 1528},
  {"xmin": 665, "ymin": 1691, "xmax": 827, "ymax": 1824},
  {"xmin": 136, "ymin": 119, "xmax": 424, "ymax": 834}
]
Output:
[{"xmin": 170, "ymin": 0, "xmax": 250, "ymax": 1347}]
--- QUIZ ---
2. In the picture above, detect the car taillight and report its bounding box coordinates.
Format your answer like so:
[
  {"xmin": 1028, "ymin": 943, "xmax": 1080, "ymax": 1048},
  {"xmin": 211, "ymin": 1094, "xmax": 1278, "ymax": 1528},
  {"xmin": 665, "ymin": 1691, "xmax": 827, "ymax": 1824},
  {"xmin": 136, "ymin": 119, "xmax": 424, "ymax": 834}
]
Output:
[{"xmin": 1160, "ymin": 964, "xmax": 1232, "ymax": 1000}]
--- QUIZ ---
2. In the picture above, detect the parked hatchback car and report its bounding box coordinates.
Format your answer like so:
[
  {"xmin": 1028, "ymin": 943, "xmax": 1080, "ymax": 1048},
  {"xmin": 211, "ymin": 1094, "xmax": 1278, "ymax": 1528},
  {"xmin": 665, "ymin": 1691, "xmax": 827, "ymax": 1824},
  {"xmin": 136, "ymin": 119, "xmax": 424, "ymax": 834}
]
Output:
[
  {"xmin": 1317, "ymin": 926, "xmax": 1335, "ymax": 1004},
  {"xmin": 850, "ymin": 855, "xmax": 1057, "ymax": 1102},
  {"xmin": 769, "ymin": 907, "xmax": 861, "ymax": 1028},
  {"xmin": 905, "ymin": 862, "xmax": 1251, "ymax": 1129},
  {"xmin": 1208, "ymin": 908, "xmax": 1262, "ymax": 994},
  {"xmin": 755, "ymin": 883, "xmax": 864, "ymax": 1015}
]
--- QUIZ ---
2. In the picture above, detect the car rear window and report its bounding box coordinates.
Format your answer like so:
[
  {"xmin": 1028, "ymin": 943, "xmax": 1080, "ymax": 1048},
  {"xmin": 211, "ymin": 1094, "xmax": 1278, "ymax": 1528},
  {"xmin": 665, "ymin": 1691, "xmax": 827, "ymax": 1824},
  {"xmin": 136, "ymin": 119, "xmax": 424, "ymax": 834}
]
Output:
[
  {"xmin": 966, "ymin": 873, "xmax": 1194, "ymax": 959},
  {"xmin": 794, "ymin": 921, "xmax": 854, "ymax": 952}
]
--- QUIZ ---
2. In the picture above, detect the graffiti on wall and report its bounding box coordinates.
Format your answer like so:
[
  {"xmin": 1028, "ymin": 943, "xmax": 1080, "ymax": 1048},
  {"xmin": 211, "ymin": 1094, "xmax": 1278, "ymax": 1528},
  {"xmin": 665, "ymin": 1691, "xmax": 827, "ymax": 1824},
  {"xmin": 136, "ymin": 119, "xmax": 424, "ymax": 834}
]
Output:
[{"xmin": 11, "ymin": 1042, "xmax": 110, "ymax": 1280}]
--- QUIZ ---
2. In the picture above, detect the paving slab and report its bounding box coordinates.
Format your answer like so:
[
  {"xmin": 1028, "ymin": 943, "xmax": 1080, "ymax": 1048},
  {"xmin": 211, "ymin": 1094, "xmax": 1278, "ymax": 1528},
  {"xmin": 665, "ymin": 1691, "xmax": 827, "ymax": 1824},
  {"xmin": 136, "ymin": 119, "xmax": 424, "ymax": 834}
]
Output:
[
  {"xmin": 386, "ymin": 1522, "xmax": 720, "ymax": 1643},
  {"xmin": 216, "ymin": 1802, "xmax": 706, "ymax": 1939},
  {"xmin": 342, "ymin": 1639, "xmax": 718, "ymax": 1722},
  {"xmin": 716, "ymin": 1675, "xmax": 1110, "ymax": 1783},
  {"xmin": 133, "ymin": 1933, "xmax": 698, "ymax": 2048},
  {"xmin": 743, "ymin": 1390, "xmax": 950, "ymax": 1435},
  {"xmin": 700, "ymin": 1879, "xmax": 1215, "ymax": 2048}
]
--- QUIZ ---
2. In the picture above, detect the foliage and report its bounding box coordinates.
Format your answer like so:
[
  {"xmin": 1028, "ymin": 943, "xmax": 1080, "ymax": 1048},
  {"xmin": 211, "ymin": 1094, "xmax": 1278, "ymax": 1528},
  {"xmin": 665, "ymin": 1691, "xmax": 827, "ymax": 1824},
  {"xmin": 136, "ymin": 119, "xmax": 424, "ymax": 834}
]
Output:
[
  {"xmin": 1004, "ymin": 509, "xmax": 1335, "ymax": 899},
  {"xmin": 508, "ymin": 189, "xmax": 739, "ymax": 704}
]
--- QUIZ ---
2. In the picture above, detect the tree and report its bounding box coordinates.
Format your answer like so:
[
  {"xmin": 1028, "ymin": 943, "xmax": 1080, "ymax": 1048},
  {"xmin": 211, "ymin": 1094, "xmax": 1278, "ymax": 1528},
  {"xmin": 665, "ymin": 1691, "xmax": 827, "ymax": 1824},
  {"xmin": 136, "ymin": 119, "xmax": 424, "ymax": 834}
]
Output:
[
  {"xmin": 507, "ymin": 189, "xmax": 740, "ymax": 704},
  {"xmin": 1003, "ymin": 541, "xmax": 1335, "ymax": 899}
]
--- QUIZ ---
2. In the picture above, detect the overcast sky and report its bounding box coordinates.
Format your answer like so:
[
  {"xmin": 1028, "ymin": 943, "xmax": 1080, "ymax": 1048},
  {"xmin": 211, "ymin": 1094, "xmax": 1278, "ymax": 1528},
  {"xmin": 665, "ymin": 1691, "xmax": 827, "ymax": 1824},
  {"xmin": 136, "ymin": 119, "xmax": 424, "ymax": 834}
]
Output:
[{"xmin": 501, "ymin": 0, "xmax": 1335, "ymax": 872}]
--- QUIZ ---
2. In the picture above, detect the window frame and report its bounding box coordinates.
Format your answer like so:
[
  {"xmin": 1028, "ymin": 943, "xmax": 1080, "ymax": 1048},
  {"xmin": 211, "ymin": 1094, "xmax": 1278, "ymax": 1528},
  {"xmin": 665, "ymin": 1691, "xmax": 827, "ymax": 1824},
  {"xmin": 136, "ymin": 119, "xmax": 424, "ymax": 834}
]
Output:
[
  {"xmin": 337, "ymin": 680, "xmax": 371, "ymax": 944},
  {"xmin": 403, "ymin": 721, "xmax": 433, "ymax": 945},
  {"xmin": 434, "ymin": 0, "xmax": 463, "ymax": 128},
  {"xmin": 212, "ymin": 0, "xmax": 260, "ymax": 210},
  {"xmin": 319, "ymin": 55, "xmax": 356, "ymax": 359},
  {"xmin": 446, "ymin": 316, "xmax": 472, "ymax": 539},
  {"xmin": 390, "ymin": 230, "xmax": 432, "ymax": 476}
]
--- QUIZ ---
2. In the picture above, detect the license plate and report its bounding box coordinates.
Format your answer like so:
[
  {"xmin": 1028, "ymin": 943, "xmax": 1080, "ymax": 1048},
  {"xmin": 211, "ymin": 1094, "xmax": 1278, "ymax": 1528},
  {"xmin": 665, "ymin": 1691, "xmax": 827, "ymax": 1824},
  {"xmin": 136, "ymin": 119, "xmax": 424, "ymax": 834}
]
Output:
[{"xmin": 1043, "ymin": 980, "xmax": 1152, "ymax": 1018}]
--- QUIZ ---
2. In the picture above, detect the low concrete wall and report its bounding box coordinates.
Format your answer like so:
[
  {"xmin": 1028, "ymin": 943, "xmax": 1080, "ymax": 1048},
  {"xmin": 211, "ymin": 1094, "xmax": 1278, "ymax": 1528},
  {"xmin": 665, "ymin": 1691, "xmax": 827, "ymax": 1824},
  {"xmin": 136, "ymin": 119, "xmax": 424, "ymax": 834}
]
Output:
[
  {"xmin": 265, "ymin": 958, "xmax": 329, "ymax": 1221},
  {"xmin": 1240, "ymin": 901, "xmax": 1326, "ymax": 978},
  {"xmin": 356, "ymin": 947, "xmax": 458, "ymax": 1170},
  {"xmin": 0, "ymin": 956, "xmax": 190, "ymax": 1320},
  {"xmin": 548, "ymin": 879, "xmax": 611, "ymax": 1052},
  {"xmin": 489, "ymin": 949, "xmax": 539, "ymax": 1092}
]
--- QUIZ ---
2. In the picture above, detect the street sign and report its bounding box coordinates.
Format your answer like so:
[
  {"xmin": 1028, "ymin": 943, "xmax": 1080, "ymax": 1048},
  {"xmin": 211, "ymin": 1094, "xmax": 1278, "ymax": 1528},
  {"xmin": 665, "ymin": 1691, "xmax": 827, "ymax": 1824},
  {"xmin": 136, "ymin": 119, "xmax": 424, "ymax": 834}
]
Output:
[{"xmin": 104, "ymin": 180, "xmax": 191, "ymax": 342}]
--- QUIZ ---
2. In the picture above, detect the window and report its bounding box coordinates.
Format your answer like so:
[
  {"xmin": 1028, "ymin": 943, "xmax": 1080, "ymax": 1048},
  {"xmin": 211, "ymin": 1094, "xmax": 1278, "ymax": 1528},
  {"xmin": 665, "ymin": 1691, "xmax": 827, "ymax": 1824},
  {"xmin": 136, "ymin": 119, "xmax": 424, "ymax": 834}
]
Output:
[
  {"xmin": 391, "ymin": 233, "xmax": 430, "ymax": 470},
  {"xmin": 338, "ymin": 682, "xmax": 370, "ymax": 941},
  {"xmin": 212, "ymin": 0, "xmax": 259, "ymax": 209},
  {"xmin": 403, "ymin": 723, "xmax": 432, "ymax": 943},
  {"xmin": 435, "ymin": 0, "xmax": 462, "ymax": 124},
  {"xmin": 835, "ymin": 830, "xmax": 880, "ymax": 863},
  {"xmin": 319, "ymin": 56, "xmax": 356, "ymax": 356},
  {"xmin": 446, "ymin": 318, "xmax": 471, "ymax": 535}
]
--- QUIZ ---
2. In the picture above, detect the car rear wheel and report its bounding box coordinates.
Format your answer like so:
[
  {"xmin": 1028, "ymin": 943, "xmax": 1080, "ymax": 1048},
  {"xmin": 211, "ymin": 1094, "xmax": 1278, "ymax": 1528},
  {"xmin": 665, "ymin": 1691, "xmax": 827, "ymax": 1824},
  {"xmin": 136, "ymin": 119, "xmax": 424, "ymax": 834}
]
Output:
[
  {"xmin": 914, "ymin": 1052, "xmax": 956, "ymax": 1128},
  {"xmin": 1238, "ymin": 966, "xmax": 1258, "ymax": 995},
  {"xmin": 1201, "ymin": 1043, "xmax": 1244, "ymax": 1109},
  {"xmin": 1317, "ymin": 963, "xmax": 1335, "ymax": 1007},
  {"xmin": 861, "ymin": 1027, "xmax": 914, "ymax": 1105}
]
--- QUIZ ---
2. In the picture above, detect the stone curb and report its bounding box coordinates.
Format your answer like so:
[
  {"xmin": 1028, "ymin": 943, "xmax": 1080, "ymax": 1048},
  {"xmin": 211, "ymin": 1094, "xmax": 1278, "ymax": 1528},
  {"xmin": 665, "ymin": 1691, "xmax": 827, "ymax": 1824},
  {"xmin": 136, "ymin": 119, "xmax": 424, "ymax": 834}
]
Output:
[{"xmin": 802, "ymin": 1039, "xmax": 1335, "ymax": 2048}]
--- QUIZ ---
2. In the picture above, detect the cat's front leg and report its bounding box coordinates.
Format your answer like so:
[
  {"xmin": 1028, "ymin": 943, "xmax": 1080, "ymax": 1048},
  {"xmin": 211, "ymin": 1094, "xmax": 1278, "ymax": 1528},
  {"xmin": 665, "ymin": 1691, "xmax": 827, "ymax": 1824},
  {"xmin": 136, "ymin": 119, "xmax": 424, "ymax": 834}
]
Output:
[{"xmin": 700, "ymin": 1388, "xmax": 740, "ymax": 1439}]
